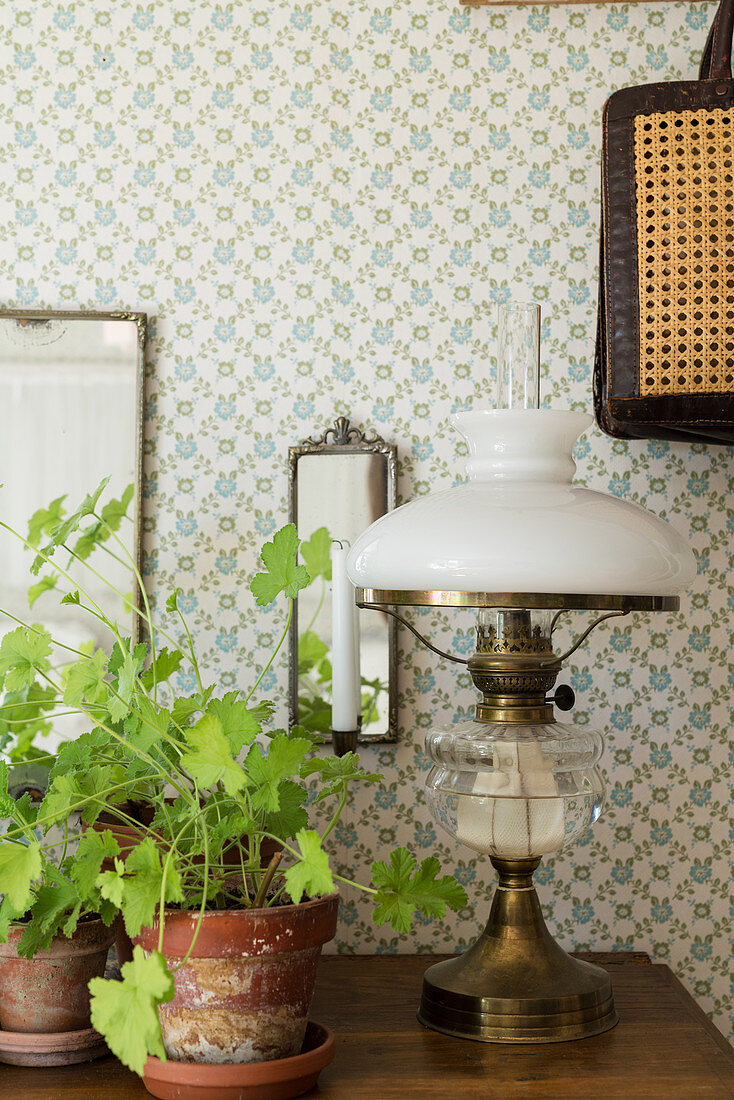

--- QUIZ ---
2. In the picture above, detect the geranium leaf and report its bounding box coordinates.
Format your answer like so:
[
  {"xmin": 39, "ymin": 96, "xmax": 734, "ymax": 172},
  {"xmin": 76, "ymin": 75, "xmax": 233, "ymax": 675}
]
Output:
[
  {"xmin": 0, "ymin": 839, "xmax": 42, "ymax": 912},
  {"xmin": 109, "ymin": 648, "xmax": 146, "ymax": 722},
  {"xmin": 206, "ymin": 696, "xmax": 262, "ymax": 755},
  {"xmin": 264, "ymin": 780, "xmax": 308, "ymax": 841},
  {"xmin": 283, "ymin": 829, "xmax": 334, "ymax": 904},
  {"xmin": 0, "ymin": 626, "xmax": 52, "ymax": 691},
  {"xmin": 63, "ymin": 650, "xmax": 109, "ymax": 707},
  {"xmin": 100, "ymin": 484, "xmax": 134, "ymax": 531},
  {"xmin": 27, "ymin": 495, "xmax": 66, "ymax": 546},
  {"xmin": 27, "ymin": 574, "xmax": 58, "ymax": 609},
  {"xmin": 89, "ymin": 946, "xmax": 174, "ymax": 1075},
  {"xmin": 18, "ymin": 869, "xmax": 80, "ymax": 956},
  {"xmin": 114, "ymin": 837, "xmax": 183, "ymax": 938},
  {"xmin": 140, "ymin": 648, "xmax": 183, "ymax": 691},
  {"xmin": 250, "ymin": 524, "xmax": 309, "ymax": 606},
  {"xmin": 245, "ymin": 734, "xmax": 311, "ymax": 813},
  {"xmin": 31, "ymin": 477, "xmax": 111, "ymax": 574},
  {"xmin": 371, "ymin": 850, "xmax": 467, "ymax": 934},
  {"xmin": 300, "ymin": 526, "xmax": 332, "ymax": 582},
  {"xmin": 181, "ymin": 713, "xmax": 248, "ymax": 794},
  {"xmin": 302, "ymin": 751, "xmax": 382, "ymax": 802},
  {"xmin": 70, "ymin": 828, "xmax": 120, "ymax": 900},
  {"xmin": 0, "ymin": 761, "xmax": 14, "ymax": 818}
]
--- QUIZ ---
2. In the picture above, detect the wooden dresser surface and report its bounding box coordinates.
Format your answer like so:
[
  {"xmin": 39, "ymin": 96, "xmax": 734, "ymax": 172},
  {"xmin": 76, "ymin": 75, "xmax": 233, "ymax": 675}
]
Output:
[{"xmin": 1, "ymin": 953, "xmax": 731, "ymax": 1099}]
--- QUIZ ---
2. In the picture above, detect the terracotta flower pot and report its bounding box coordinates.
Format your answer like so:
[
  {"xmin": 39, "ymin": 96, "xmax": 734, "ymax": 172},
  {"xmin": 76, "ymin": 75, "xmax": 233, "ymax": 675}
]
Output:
[
  {"xmin": 134, "ymin": 893, "xmax": 339, "ymax": 1065},
  {"xmin": 90, "ymin": 806, "xmax": 282, "ymax": 967},
  {"xmin": 0, "ymin": 917, "xmax": 117, "ymax": 1033}
]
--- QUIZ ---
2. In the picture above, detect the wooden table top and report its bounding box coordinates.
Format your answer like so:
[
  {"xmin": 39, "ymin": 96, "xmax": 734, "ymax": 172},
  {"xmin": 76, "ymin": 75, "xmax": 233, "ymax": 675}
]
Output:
[{"xmin": 1, "ymin": 953, "xmax": 732, "ymax": 1099}]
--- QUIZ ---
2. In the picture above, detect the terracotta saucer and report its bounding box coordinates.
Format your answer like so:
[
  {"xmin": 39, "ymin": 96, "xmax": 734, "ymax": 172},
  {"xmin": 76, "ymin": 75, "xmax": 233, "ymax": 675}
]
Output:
[
  {"xmin": 142, "ymin": 1021, "xmax": 335, "ymax": 1100},
  {"xmin": 0, "ymin": 1025, "xmax": 108, "ymax": 1066}
]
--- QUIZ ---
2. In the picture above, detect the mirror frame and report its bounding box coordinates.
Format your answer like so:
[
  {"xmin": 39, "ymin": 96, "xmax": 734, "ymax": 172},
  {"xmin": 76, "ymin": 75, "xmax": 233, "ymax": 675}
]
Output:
[
  {"xmin": 288, "ymin": 416, "xmax": 398, "ymax": 744},
  {"xmin": 0, "ymin": 308, "xmax": 147, "ymax": 641}
]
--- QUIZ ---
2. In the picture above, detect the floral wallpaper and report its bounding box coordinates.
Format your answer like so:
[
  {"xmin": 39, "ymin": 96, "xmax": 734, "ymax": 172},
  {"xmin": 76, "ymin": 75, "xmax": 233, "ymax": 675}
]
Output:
[{"xmin": 1, "ymin": 0, "xmax": 730, "ymax": 1040}]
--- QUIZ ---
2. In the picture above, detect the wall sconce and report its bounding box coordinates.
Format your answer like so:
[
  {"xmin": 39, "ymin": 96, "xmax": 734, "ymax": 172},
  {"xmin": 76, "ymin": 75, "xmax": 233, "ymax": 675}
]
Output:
[{"xmin": 346, "ymin": 304, "xmax": 696, "ymax": 1042}]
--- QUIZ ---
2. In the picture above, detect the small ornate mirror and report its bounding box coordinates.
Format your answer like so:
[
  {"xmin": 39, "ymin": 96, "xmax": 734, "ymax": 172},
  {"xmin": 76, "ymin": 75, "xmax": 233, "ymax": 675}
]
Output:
[{"xmin": 289, "ymin": 417, "xmax": 397, "ymax": 744}]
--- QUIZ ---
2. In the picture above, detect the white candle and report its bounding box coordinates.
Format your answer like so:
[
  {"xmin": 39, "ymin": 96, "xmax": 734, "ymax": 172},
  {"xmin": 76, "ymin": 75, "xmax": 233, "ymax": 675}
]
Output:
[
  {"xmin": 353, "ymin": 601, "xmax": 362, "ymax": 727},
  {"xmin": 330, "ymin": 542, "xmax": 359, "ymax": 731}
]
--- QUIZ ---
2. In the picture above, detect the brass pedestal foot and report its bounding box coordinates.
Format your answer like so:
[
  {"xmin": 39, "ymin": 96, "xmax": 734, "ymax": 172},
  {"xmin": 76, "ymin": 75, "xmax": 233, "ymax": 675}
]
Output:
[{"xmin": 418, "ymin": 857, "xmax": 618, "ymax": 1043}]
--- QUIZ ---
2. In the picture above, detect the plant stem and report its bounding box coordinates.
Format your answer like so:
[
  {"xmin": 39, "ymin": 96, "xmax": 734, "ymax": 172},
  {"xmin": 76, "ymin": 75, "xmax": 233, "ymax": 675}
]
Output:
[
  {"xmin": 321, "ymin": 783, "xmax": 347, "ymax": 841},
  {"xmin": 304, "ymin": 576, "xmax": 326, "ymax": 634},
  {"xmin": 244, "ymin": 602, "xmax": 292, "ymax": 705},
  {"xmin": 252, "ymin": 850, "xmax": 283, "ymax": 909}
]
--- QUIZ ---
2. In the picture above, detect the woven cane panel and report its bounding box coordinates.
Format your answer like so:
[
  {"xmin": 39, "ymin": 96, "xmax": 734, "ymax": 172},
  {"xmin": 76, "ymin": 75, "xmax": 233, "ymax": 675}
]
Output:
[{"xmin": 634, "ymin": 108, "xmax": 734, "ymax": 396}]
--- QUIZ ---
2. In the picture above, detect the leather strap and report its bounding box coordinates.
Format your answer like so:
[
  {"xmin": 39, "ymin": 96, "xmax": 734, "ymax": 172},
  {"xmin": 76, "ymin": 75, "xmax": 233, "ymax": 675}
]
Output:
[{"xmin": 699, "ymin": 0, "xmax": 734, "ymax": 80}]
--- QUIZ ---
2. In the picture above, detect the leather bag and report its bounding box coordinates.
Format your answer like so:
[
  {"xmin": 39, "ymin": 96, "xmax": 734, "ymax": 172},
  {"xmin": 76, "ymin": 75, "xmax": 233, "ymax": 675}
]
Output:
[{"xmin": 594, "ymin": 0, "xmax": 734, "ymax": 443}]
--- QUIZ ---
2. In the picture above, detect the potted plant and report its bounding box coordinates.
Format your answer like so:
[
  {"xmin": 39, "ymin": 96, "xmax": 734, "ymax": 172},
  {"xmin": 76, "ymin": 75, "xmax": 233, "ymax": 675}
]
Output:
[{"xmin": 0, "ymin": 481, "xmax": 467, "ymax": 1091}]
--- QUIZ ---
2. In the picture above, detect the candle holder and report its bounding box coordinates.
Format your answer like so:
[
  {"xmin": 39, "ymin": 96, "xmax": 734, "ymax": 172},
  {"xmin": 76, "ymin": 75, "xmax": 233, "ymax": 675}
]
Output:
[{"xmin": 331, "ymin": 728, "xmax": 360, "ymax": 758}]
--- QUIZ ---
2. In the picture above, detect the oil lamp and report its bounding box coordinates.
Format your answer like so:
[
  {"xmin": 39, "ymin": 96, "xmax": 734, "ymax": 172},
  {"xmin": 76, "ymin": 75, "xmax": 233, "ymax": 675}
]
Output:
[{"xmin": 346, "ymin": 303, "xmax": 695, "ymax": 1042}]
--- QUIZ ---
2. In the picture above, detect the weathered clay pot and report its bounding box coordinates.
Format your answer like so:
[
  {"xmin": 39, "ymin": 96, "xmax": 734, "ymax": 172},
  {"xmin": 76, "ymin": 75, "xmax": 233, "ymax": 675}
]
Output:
[
  {"xmin": 0, "ymin": 917, "xmax": 117, "ymax": 1033},
  {"xmin": 91, "ymin": 807, "xmax": 282, "ymax": 968},
  {"xmin": 134, "ymin": 893, "xmax": 339, "ymax": 1065}
]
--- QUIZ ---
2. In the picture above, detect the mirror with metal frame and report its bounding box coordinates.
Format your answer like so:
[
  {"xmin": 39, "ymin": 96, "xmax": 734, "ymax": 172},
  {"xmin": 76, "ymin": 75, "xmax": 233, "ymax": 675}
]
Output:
[
  {"xmin": 289, "ymin": 416, "xmax": 397, "ymax": 744},
  {"xmin": 0, "ymin": 310, "xmax": 146, "ymax": 759}
]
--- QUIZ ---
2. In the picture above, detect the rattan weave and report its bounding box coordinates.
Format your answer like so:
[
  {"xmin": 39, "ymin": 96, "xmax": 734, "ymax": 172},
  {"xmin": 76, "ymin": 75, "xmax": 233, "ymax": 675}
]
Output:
[{"xmin": 634, "ymin": 107, "xmax": 734, "ymax": 396}]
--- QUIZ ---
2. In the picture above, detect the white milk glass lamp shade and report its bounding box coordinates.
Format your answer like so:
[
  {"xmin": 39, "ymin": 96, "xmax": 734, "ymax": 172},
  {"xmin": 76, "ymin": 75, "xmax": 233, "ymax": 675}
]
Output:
[
  {"xmin": 346, "ymin": 409, "xmax": 697, "ymax": 598},
  {"xmin": 425, "ymin": 719, "xmax": 605, "ymax": 859}
]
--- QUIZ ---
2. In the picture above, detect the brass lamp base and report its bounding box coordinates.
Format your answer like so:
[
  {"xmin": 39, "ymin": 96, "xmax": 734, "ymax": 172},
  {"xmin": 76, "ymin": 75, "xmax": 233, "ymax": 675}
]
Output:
[{"xmin": 418, "ymin": 857, "xmax": 618, "ymax": 1043}]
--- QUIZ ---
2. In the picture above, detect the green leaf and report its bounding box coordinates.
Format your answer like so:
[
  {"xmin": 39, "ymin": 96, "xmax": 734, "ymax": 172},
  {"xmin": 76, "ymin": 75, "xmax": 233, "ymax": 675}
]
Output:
[
  {"xmin": 140, "ymin": 648, "xmax": 184, "ymax": 691},
  {"xmin": 206, "ymin": 696, "xmax": 262, "ymax": 755},
  {"xmin": 17, "ymin": 868, "xmax": 81, "ymax": 956},
  {"xmin": 301, "ymin": 526, "xmax": 332, "ymax": 582},
  {"xmin": 264, "ymin": 779, "xmax": 308, "ymax": 841},
  {"xmin": 69, "ymin": 829, "xmax": 120, "ymax": 900},
  {"xmin": 245, "ymin": 734, "xmax": 311, "ymax": 813},
  {"xmin": 249, "ymin": 699, "xmax": 276, "ymax": 727},
  {"xmin": 283, "ymin": 829, "xmax": 334, "ymax": 904},
  {"xmin": 109, "ymin": 648, "xmax": 146, "ymax": 722},
  {"xmin": 27, "ymin": 574, "xmax": 58, "ymax": 609},
  {"xmin": 170, "ymin": 693, "xmax": 203, "ymax": 728},
  {"xmin": 97, "ymin": 857, "xmax": 127, "ymax": 909},
  {"xmin": 41, "ymin": 765, "xmax": 125, "ymax": 827},
  {"xmin": 12, "ymin": 792, "xmax": 39, "ymax": 829},
  {"xmin": 0, "ymin": 627, "xmax": 52, "ymax": 691},
  {"xmin": 181, "ymin": 713, "xmax": 248, "ymax": 794},
  {"xmin": 302, "ymin": 752, "xmax": 383, "ymax": 802},
  {"xmin": 115, "ymin": 837, "xmax": 183, "ymax": 938},
  {"xmin": 296, "ymin": 695, "xmax": 332, "ymax": 736},
  {"xmin": 63, "ymin": 650, "xmax": 109, "ymax": 707},
  {"xmin": 125, "ymin": 698, "xmax": 170, "ymax": 754},
  {"xmin": 27, "ymin": 495, "xmax": 66, "ymax": 546},
  {"xmin": 50, "ymin": 727, "xmax": 113, "ymax": 779},
  {"xmin": 61, "ymin": 589, "xmax": 81, "ymax": 606},
  {"xmin": 250, "ymin": 524, "xmax": 309, "ymax": 606},
  {"xmin": 108, "ymin": 638, "xmax": 148, "ymax": 678},
  {"xmin": 0, "ymin": 895, "xmax": 25, "ymax": 942},
  {"xmin": 31, "ymin": 478, "xmax": 111, "ymax": 574},
  {"xmin": 371, "ymin": 850, "xmax": 468, "ymax": 934},
  {"xmin": 71, "ymin": 521, "xmax": 106, "ymax": 562},
  {"xmin": 0, "ymin": 761, "xmax": 14, "ymax": 818},
  {"xmin": 0, "ymin": 839, "xmax": 42, "ymax": 912},
  {"xmin": 101, "ymin": 484, "xmax": 134, "ymax": 532},
  {"xmin": 165, "ymin": 588, "xmax": 180, "ymax": 614},
  {"xmin": 89, "ymin": 946, "xmax": 174, "ymax": 1075},
  {"xmin": 297, "ymin": 630, "xmax": 328, "ymax": 675}
]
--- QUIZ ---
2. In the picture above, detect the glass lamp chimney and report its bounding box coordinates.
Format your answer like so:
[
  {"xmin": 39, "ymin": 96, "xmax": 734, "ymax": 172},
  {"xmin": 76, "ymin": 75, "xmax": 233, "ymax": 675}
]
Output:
[{"xmin": 496, "ymin": 301, "xmax": 541, "ymax": 410}]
